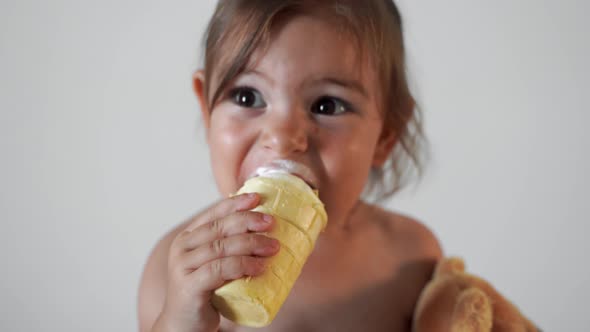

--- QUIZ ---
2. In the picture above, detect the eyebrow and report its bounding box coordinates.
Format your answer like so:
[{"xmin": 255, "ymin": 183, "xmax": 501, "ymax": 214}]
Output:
[
  {"xmin": 240, "ymin": 70, "xmax": 368, "ymax": 98},
  {"xmin": 241, "ymin": 69, "xmax": 275, "ymax": 85},
  {"xmin": 315, "ymin": 77, "xmax": 368, "ymax": 99}
]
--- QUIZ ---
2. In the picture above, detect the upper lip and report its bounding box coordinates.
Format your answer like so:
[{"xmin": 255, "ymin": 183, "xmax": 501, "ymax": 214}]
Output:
[{"xmin": 248, "ymin": 159, "xmax": 319, "ymax": 190}]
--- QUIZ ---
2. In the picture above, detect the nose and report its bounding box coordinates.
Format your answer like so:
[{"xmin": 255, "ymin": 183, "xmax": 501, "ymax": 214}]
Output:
[{"xmin": 260, "ymin": 109, "xmax": 309, "ymax": 155}]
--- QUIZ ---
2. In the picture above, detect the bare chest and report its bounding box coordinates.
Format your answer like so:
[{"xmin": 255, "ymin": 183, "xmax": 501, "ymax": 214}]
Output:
[{"xmin": 220, "ymin": 228, "xmax": 430, "ymax": 332}]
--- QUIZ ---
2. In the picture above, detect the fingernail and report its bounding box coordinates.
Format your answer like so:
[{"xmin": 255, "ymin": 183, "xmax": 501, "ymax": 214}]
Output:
[
  {"xmin": 247, "ymin": 193, "xmax": 257, "ymax": 199},
  {"xmin": 262, "ymin": 214, "xmax": 273, "ymax": 224},
  {"xmin": 270, "ymin": 238, "xmax": 280, "ymax": 249},
  {"xmin": 238, "ymin": 193, "xmax": 257, "ymax": 210}
]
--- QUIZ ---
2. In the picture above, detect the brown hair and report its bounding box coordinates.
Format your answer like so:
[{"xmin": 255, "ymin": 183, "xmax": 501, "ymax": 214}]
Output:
[{"xmin": 200, "ymin": 0, "xmax": 428, "ymax": 202}]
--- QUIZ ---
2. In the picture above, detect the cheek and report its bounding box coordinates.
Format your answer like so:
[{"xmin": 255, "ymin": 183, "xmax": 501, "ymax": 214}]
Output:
[
  {"xmin": 208, "ymin": 113, "xmax": 253, "ymax": 195},
  {"xmin": 317, "ymin": 128, "xmax": 378, "ymax": 221},
  {"xmin": 209, "ymin": 124, "xmax": 243, "ymax": 152},
  {"xmin": 320, "ymin": 124, "xmax": 380, "ymax": 176}
]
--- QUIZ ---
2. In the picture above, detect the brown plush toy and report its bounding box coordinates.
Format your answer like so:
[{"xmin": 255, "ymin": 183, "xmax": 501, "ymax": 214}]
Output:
[{"xmin": 412, "ymin": 257, "xmax": 539, "ymax": 332}]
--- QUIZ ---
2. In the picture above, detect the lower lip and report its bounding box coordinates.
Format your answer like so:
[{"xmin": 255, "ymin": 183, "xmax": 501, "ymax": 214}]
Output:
[{"xmin": 291, "ymin": 173, "xmax": 316, "ymax": 190}]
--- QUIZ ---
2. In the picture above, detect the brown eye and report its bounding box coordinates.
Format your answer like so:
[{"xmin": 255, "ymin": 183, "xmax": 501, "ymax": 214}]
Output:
[
  {"xmin": 230, "ymin": 87, "xmax": 266, "ymax": 108},
  {"xmin": 311, "ymin": 96, "xmax": 351, "ymax": 115}
]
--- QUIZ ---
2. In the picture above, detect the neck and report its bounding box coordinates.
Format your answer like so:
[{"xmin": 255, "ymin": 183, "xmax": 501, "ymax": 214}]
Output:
[{"xmin": 320, "ymin": 200, "xmax": 367, "ymax": 238}]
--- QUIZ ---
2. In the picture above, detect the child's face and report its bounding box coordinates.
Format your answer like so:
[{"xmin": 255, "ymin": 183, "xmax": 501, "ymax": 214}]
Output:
[{"xmin": 195, "ymin": 14, "xmax": 394, "ymax": 226}]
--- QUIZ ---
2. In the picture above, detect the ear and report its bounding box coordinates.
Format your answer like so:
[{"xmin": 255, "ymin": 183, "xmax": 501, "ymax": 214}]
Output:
[
  {"xmin": 372, "ymin": 98, "xmax": 416, "ymax": 168},
  {"xmin": 372, "ymin": 128, "xmax": 397, "ymax": 168},
  {"xmin": 192, "ymin": 69, "xmax": 211, "ymax": 131}
]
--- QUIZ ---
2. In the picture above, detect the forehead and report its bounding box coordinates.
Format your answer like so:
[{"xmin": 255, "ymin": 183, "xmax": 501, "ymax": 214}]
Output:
[{"xmin": 246, "ymin": 14, "xmax": 377, "ymax": 92}]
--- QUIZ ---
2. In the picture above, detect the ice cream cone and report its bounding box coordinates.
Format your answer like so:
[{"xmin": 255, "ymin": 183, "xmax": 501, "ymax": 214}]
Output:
[{"xmin": 211, "ymin": 172, "xmax": 327, "ymax": 327}]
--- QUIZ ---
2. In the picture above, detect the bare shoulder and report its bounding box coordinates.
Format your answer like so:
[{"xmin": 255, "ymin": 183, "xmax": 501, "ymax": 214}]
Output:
[
  {"xmin": 368, "ymin": 203, "xmax": 443, "ymax": 261},
  {"xmin": 137, "ymin": 218, "xmax": 192, "ymax": 332},
  {"xmin": 393, "ymin": 210, "xmax": 443, "ymax": 261},
  {"xmin": 360, "ymin": 203, "xmax": 444, "ymax": 318}
]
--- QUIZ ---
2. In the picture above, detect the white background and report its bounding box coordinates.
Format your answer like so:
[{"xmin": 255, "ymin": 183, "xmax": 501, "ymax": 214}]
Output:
[{"xmin": 1, "ymin": 1, "xmax": 588, "ymax": 331}]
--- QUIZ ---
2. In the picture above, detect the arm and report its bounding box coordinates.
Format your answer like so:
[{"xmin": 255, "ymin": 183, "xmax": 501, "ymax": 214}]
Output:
[{"xmin": 138, "ymin": 228, "xmax": 178, "ymax": 332}]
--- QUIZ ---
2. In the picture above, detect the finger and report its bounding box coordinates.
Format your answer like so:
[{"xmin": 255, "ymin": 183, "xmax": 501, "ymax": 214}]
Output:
[
  {"xmin": 178, "ymin": 211, "xmax": 275, "ymax": 251},
  {"xmin": 185, "ymin": 193, "xmax": 261, "ymax": 233},
  {"xmin": 182, "ymin": 233, "xmax": 280, "ymax": 271},
  {"xmin": 189, "ymin": 256, "xmax": 268, "ymax": 294}
]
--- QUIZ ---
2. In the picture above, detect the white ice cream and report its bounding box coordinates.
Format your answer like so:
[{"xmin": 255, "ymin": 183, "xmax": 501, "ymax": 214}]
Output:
[{"xmin": 251, "ymin": 159, "xmax": 318, "ymax": 190}]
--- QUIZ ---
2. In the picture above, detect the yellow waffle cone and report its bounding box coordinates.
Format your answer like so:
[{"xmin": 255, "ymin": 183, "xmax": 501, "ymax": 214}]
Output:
[{"xmin": 211, "ymin": 172, "xmax": 327, "ymax": 327}]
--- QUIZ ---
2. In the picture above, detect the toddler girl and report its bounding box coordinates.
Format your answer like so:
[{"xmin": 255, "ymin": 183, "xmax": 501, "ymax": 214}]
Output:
[{"xmin": 140, "ymin": 1, "xmax": 444, "ymax": 331}]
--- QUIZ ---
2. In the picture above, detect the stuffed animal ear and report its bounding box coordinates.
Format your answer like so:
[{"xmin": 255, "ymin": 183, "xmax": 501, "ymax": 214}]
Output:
[
  {"xmin": 434, "ymin": 257, "xmax": 465, "ymax": 278},
  {"xmin": 450, "ymin": 288, "xmax": 493, "ymax": 332}
]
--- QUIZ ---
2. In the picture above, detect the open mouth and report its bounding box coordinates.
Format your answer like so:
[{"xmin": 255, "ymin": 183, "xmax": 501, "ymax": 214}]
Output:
[
  {"xmin": 248, "ymin": 159, "xmax": 319, "ymax": 190},
  {"xmin": 248, "ymin": 170, "xmax": 317, "ymax": 190}
]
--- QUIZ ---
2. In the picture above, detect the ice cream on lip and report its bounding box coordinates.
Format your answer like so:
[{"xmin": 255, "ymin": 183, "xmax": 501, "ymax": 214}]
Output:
[{"xmin": 248, "ymin": 159, "xmax": 319, "ymax": 190}]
